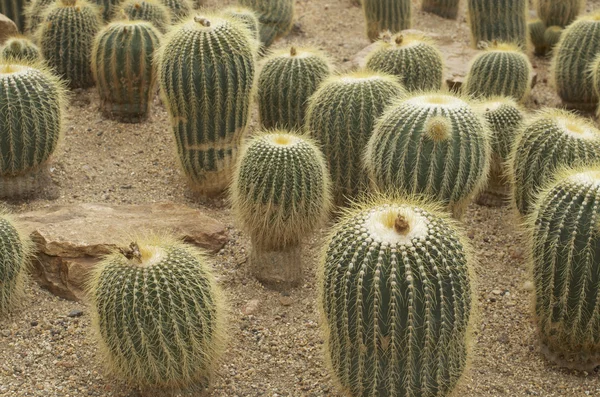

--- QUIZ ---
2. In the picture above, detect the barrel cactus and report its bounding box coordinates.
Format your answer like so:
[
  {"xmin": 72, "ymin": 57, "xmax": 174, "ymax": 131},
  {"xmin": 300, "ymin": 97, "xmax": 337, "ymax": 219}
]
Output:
[
  {"xmin": 364, "ymin": 92, "xmax": 491, "ymax": 219},
  {"xmin": 221, "ymin": 6, "xmax": 259, "ymax": 41},
  {"xmin": 529, "ymin": 19, "xmax": 547, "ymax": 56},
  {"xmin": 535, "ymin": 0, "xmax": 584, "ymax": 28},
  {"xmin": 0, "ymin": 36, "xmax": 41, "ymax": 62},
  {"xmin": 23, "ymin": 0, "xmax": 54, "ymax": 33},
  {"xmin": 467, "ymin": 0, "xmax": 528, "ymax": 49},
  {"xmin": 305, "ymin": 70, "xmax": 405, "ymax": 207},
  {"xmin": 510, "ymin": 109, "xmax": 600, "ymax": 216},
  {"xmin": 88, "ymin": 236, "xmax": 226, "ymax": 393},
  {"xmin": 320, "ymin": 196, "xmax": 475, "ymax": 397},
  {"xmin": 231, "ymin": 131, "xmax": 331, "ymax": 288},
  {"xmin": 239, "ymin": 0, "xmax": 293, "ymax": 48},
  {"xmin": 363, "ymin": 0, "xmax": 411, "ymax": 41},
  {"xmin": 0, "ymin": 0, "xmax": 25, "ymax": 30},
  {"xmin": 258, "ymin": 46, "xmax": 331, "ymax": 131},
  {"xmin": 421, "ymin": 0, "xmax": 460, "ymax": 19},
  {"xmin": 365, "ymin": 32, "xmax": 443, "ymax": 92},
  {"xmin": 158, "ymin": 0, "xmax": 191, "ymax": 22},
  {"xmin": 91, "ymin": 0, "xmax": 121, "ymax": 21},
  {"xmin": 156, "ymin": 14, "xmax": 255, "ymax": 197},
  {"xmin": 118, "ymin": 0, "xmax": 170, "ymax": 33},
  {"xmin": 0, "ymin": 214, "xmax": 31, "ymax": 315},
  {"xmin": 544, "ymin": 25, "xmax": 562, "ymax": 50}
]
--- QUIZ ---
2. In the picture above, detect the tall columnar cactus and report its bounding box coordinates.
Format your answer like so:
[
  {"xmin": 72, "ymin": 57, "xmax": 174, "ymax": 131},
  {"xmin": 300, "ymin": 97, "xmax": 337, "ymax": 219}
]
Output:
[
  {"xmin": 23, "ymin": 0, "xmax": 55, "ymax": 33},
  {"xmin": 529, "ymin": 19, "xmax": 547, "ymax": 56},
  {"xmin": 0, "ymin": 214, "xmax": 31, "ymax": 315},
  {"xmin": 238, "ymin": 0, "xmax": 293, "ymax": 48},
  {"xmin": 258, "ymin": 47, "xmax": 331, "ymax": 131},
  {"xmin": 536, "ymin": 0, "xmax": 584, "ymax": 28},
  {"xmin": 320, "ymin": 196, "xmax": 475, "ymax": 397},
  {"xmin": 421, "ymin": 0, "xmax": 460, "ymax": 19},
  {"xmin": 88, "ymin": 236, "xmax": 226, "ymax": 393},
  {"xmin": 221, "ymin": 6, "xmax": 259, "ymax": 41},
  {"xmin": 463, "ymin": 42, "xmax": 532, "ymax": 102},
  {"xmin": 305, "ymin": 71, "xmax": 405, "ymax": 207},
  {"xmin": 156, "ymin": 14, "xmax": 255, "ymax": 197},
  {"xmin": 0, "ymin": 61, "xmax": 66, "ymax": 197},
  {"xmin": 467, "ymin": 0, "xmax": 528, "ymax": 49},
  {"xmin": 0, "ymin": 36, "xmax": 41, "ymax": 62},
  {"xmin": 510, "ymin": 109, "xmax": 600, "ymax": 216},
  {"xmin": 231, "ymin": 131, "xmax": 331, "ymax": 288},
  {"xmin": 118, "ymin": 0, "xmax": 171, "ymax": 33},
  {"xmin": 544, "ymin": 25, "xmax": 562, "ymax": 50},
  {"xmin": 92, "ymin": 20, "xmax": 161, "ymax": 122},
  {"xmin": 363, "ymin": 0, "xmax": 411, "ymax": 41},
  {"xmin": 158, "ymin": 0, "xmax": 191, "ymax": 22},
  {"xmin": 551, "ymin": 13, "xmax": 600, "ymax": 111},
  {"xmin": 365, "ymin": 32, "xmax": 443, "ymax": 92},
  {"xmin": 0, "ymin": 0, "xmax": 26, "ymax": 31},
  {"xmin": 527, "ymin": 166, "xmax": 600, "ymax": 371},
  {"xmin": 364, "ymin": 92, "xmax": 491, "ymax": 219},
  {"xmin": 36, "ymin": 0, "xmax": 102, "ymax": 89}
]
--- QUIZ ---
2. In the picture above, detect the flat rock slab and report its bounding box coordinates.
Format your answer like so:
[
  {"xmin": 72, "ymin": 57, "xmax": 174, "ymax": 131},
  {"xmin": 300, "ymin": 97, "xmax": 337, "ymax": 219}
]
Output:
[
  {"xmin": 0, "ymin": 13, "xmax": 17, "ymax": 45},
  {"xmin": 16, "ymin": 203, "xmax": 228, "ymax": 301}
]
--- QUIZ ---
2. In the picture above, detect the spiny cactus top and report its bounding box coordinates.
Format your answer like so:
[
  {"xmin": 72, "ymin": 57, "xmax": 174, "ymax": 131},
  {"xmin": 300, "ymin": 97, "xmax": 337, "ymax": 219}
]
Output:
[
  {"xmin": 238, "ymin": 0, "xmax": 294, "ymax": 48},
  {"xmin": 536, "ymin": 0, "xmax": 584, "ymax": 28},
  {"xmin": 23, "ymin": 0, "xmax": 55, "ymax": 33},
  {"xmin": 0, "ymin": 213, "xmax": 31, "ymax": 315},
  {"xmin": 467, "ymin": 0, "xmax": 528, "ymax": 48},
  {"xmin": 363, "ymin": 0, "xmax": 412, "ymax": 41},
  {"xmin": 365, "ymin": 32, "xmax": 444, "ymax": 92},
  {"xmin": 0, "ymin": 36, "xmax": 41, "ymax": 62},
  {"xmin": 118, "ymin": 0, "xmax": 171, "ymax": 33},
  {"xmin": 320, "ymin": 196, "xmax": 474, "ymax": 397},
  {"xmin": 221, "ymin": 6, "xmax": 260, "ymax": 41}
]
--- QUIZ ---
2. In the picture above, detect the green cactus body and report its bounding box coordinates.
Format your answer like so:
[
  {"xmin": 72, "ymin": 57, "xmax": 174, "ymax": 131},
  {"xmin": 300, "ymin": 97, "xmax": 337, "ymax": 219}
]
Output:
[
  {"xmin": 221, "ymin": 6, "xmax": 260, "ymax": 42},
  {"xmin": 467, "ymin": 0, "xmax": 528, "ymax": 48},
  {"xmin": 36, "ymin": 0, "xmax": 101, "ymax": 89},
  {"xmin": 362, "ymin": 0, "xmax": 411, "ymax": 41},
  {"xmin": 158, "ymin": 0, "xmax": 191, "ymax": 22},
  {"xmin": 23, "ymin": 0, "xmax": 55, "ymax": 33},
  {"xmin": 552, "ymin": 13, "xmax": 600, "ymax": 111},
  {"xmin": 1, "ymin": 36, "xmax": 41, "ymax": 61},
  {"xmin": 231, "ymin": 131, "xmax": 331, "ymax": 287},
  {"xmin": 365, "ymin": 32, "xmax": 443, "ymax": 92},
  {"xmin": 258, "ymin": 47, "xmax": 331, "ymax": 131},
  {"xmin": 510, "ymin": 109, "xmax": 600, "ymax": 216},
  {"xmin": 118, "ymin": 0, "xmax": 170, "ymax": 33},
  {"xmin": 421, "ymin": 0, "xmax": 460, "ymax": 19},
  {"xmin": 320, "ymin": 197, "xmax": 474, "ymax": 397},
  {"xmin": 463, "ymin": 42, "xmax": 532, "ymax": 102},
  {"xmin": 544, "ymin": 25, "xmax": 562, "ymax": 51},
  {"xmin": 92, "ymin": 20, "xmax": 161, "ymax": 122},
  {"xmin": 0, "ymin": 0, "xmax": 25, "ymax": 30},
  {"xmin": 529, "ymin": 19, "xmax": 547, "ymax": 56},
  {"xmin": 90, "ymin": 0, "xmax": 122, "ymax": 21},
  {"xmin": 0, "ymin": 214, "xmax": 30, "ymax": 315},
  {"xmin": 536, "ymin": 0, "xmax": 584, "ymax": 28},
  {"xmin": 89, "ymin": 236, "xmax": 225, "ymax": 392},
  {"xmin": 156, "ymin": 15, "xmax": 255, "ymax": 197},
  {"xmin": 305, "ymin": 71, "xmax": 405, "ymax": 207},
  {"xmin": 238, "ymin": 0, "xmax": 293, "ymax": 48},
  {"xmin": 527, "ymin": 166, "xmax": 600, "ymax": 371}
]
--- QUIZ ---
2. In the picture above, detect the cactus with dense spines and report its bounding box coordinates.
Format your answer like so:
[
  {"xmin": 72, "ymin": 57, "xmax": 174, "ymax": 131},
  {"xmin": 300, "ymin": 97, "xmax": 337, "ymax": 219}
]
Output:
[
  {"xmin": 91, "ymin": 0, "xmax": 121, "ymax": 21},
  {"xmin": 221, "ymin": 6, "xmax": 259, "ymax": 41},
  {"xmin": 158, "ymin": 0, "xmax": 191, "ymax": 22},
  {"xmin": 231, "ymin": 131, "xmax": 331, "ymax": 288},
  {"xmin": 363, "ymin": 0, "xmax": 411, "ymax": 41},
  {"xmin": 365, "ymin": 32, "xmax": 443, "ymax": 92},
  {"xmin": 544, "ymin": 25, "xmax": 562, "ymax": 51},
  {"xmin": 0, "ymin": 0, "xmax": 26, "ymax": 30},
  {"xmin": 510, "ymin": 109, "xmax": 600, "ymax": 216},
  {"xmin": 258, "ymin": 47, "xmax": 331, "ymax": 131},
  {"xmin": 320, "ymin": 196, "xmax": 475, "ymax": 397},
  {"xmin": 92, "ymin": 19, "xmax": 161, "ymax": 122},
  {"xmin": 305, "ymin": 71, "xmax": 405, "ymax": 207},
  {"xmin": 118, "ymin": 0, "xmax": 170, "ymax": 33},
  {"xmin": 0, "ymin": 36, "xmax": 41, "ymax": 61},
  {"xmin": 156, "ymin": 14, "xmax": 255, "ymax": 197},
  {"xmin": 527, "ymin": 166, "xmax": 600, "ymax": 371},
  {"xmin": 0, "ymin": 214, "xmax": 31, "ymax": 315},
  {"xmin": 364, "ymin": 92, "xmax": 491, "ymax": 219},
  {"xmin": 88, "ymin": 236, "xmax": 226, "ymax": 392},
  {"xmin": 36, "ymin": 0, "xmax": 102, "ymax": 89},
  {"xmin": 467, "ymin": 0, "xmax": 528, "ymax": 48},
  {"xmin": 23, "ymin": 0, "xmax": 54, "ymax": 33},
  {"xmin": 529, "ymin": 18, "xmax": 547, "ymax": 56},
  {"xmin": 421, "ymin": 0, "xmax": 460, "ymax": 19},
  {"xmin": 463, "ymin": 42, "xmax": 532, "ymax": 102},
  {"xmin": 238, "ymin": 0, "xmax": 293, "ymax": 48},
  {"xmin": 536, "ymin": 0, "xmax": 584, "ymax": 28}
]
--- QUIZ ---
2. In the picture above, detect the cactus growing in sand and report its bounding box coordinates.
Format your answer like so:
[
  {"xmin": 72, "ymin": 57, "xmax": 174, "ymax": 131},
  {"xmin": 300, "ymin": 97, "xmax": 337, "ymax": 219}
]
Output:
[
  {"xmin": 536, "ymin": 0, "xmax": 584, "ymax": 28},
  {"xmin": 0, "ymin": 214, "xmax": 30, "ymax": 315},
  {"xmin": 529, "ymin": 19, "xmax": 547, "ymax": 55},
  {"xmin": 239, "ymin": 0, "xmax": 293, "ymax": 48},
  {"xmin": 421, "ymin": 0, "xmax": 460, "ymax": 19},
  {"xmin": 467, "ymin": 0, "xmax": 528, "ymax": 48},
  {"xmin": 362, "ymin": 0, "xmax": 411, "ymax": 41},
  {"xmin": 0, "ymin": 36, "xmax": 41, "ymax": 61},
  {"xmin": 0, "ymin": 0, "xmax": 26, "ymax": 30},
  {"xmin": 117, "ymin": 0, "xmax": 171, "ymax": 33},
  {"xmin": 221, "ymin": 6, "xmax": 259, "ymax": 41}
]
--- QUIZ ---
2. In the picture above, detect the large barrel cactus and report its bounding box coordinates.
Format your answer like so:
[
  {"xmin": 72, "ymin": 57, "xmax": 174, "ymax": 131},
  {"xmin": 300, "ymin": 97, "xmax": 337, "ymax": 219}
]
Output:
[
  {"xmin": 221, "ymin": 6, "xmax": 259, "ymax": 41},
  {"xmin": 305, "ymin": 71, "xmax": 405, "ymax": 207},
  {"xmin": 535, "ymin": 0, "xmax": 584, "ymax": 28},
  {"xmin": 0, "ymin": 213, "xmax": 31, "ymax": 315},
  {"xmin": 23, "ymin": 0, "xmax": 55, "ymax": 33},
  {"xmin": 118, "ymin": 0, "xmax": 171, "ymax": 33},
  {"xmin": 363, "ymin": 0, "xmax": 411, "ymax": 41},
  {"xmin": 467, "ymin": 0, "xmax": 528, "ymax": 48},
  {"xmin": 421, "ymin": 0, "xmax": 460, "ymax": 19},
  {"xmin": 320, "ymin": 196, "xmax": 475, "ymax": 397},
  {"xmin": 239, "ymin": 0, "xmax": 293, "ymax": 48},
  {"xmin": 156, "ymin": 14, "xmax": 255, "ymax": 197},
  {"xmin": 0, "ymin": 36, "xmax": 41, "ymax": 62},
  {"xmin": 0, "ymin": 0, "xmax": 26, "ymax": 31},
  {"xmin": 88, "ymin": 236, "xmax": 225, "ymax": 393}
]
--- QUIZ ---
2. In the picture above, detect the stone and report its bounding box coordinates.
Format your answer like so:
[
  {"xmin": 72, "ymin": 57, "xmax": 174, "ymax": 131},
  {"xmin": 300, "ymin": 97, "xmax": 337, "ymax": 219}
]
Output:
[
  {"xmin": 0, "ymin": 13, "xmax": 17, "ymax": 45},
  {"xmin": 242, "ymin": 299, "xmax": 261, "ymax": 316},
  {"xmin": 16, "ymin": 203, "xmax": 228, "ymax": 301},
  {"xmin": 67, "ymin": 309, "xmax": 83, "ymax": 318}
]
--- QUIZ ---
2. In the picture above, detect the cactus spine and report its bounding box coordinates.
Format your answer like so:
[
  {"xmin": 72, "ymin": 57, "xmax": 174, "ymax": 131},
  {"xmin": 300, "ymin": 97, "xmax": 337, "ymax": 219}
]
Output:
[
  {"xmin": 320, "ymin": 196, "xmax": 475, "ymax": 397},
  {"xmin": 365, "ymin": 32, "xmax": 444, "ymax": 92},
  {"xmin": 156, "ymin": 15, "xmax": 255, "ymax": 197},
  {"xmin": 23, "ymin": 0, "xmax": 55, "ymax": 33},
  {"xmin": 421, "ymin": 0, "xmax": 460, "ymax": 19},
  {"xmin": 238, "ymin": 0, "xmax": 293, "ymax": 48},
  {"xmin": 221, "ymin": 6, "xmax": 259, "ymax": 41},
  {"xmin": 0, "ymin": 214, "xmax": 31, "ymax": 315},
  {"xmin": 535, "ymin": 0, "xmax": 584, "ymax": 28},
  {"xmin": 118, "ymin": 0, "xmax": 171, "ymax": 33},
  {"xmin": 467, "ymin": 0, "xmax": 528, "ymax": 49},
  {"xmin": 88, "ymin": 236, "xmax": 225, "ymax": 392},
  {"xmin": 363, "ymin": 0, "xmax": 411, "ymax": 41},
  {"xmin": 258, "ymin": 47, "xmax": 331, "ymax": 131},
  {"xmin": 0, "ymin": 0, "xmax": 25, "ymax": 30},
  {"xmin": 529, "ymin": 19, "xmax": 547, "ymax": 56},
  {"xmin": 305, "ymin": 71, "xmax": 405, "ymax": 207},
  {"xmin": 1, "ymin": 36, "xmax": 41, "ymax": 62}
]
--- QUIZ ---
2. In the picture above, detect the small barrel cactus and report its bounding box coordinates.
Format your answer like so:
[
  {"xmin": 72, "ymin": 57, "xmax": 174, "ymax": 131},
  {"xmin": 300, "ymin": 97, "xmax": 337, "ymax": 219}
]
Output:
[
  {"xmin": 0, "ymin": 0, "xmax": 26, "ymax": 30},
  {"xmin": 221, "ymin": 6, "xmax": 259, "ymax": 41},
  {"xmin": 320, "ymin": 196, "xmax": 475, "ymax": 397},
  {"xmin": 0, "ymin": 214, "xmax": 31, "ymax": 315},
  {"xmin": 365, "ymin": 32, "xmax": 443, "ymax": 92},
  {"xmin": 463, "ymin": 42, "xmax": 532, "ymax": 102},
  {"xmin": 527, "ymin": 165, "xmax": 600, "ymax": 371},
  {"xmin": 23, "ymin": 0, "xmax": 55, "ymax": 33},
  {"xmin": 258, "ymin": 46, "xmax": 331, "ymax": 131},
  {"xmin": 421, "ymin": 0, "xmax": 460, "ymax": 19},
  {"xmin": 0, "ymin": 36, "xmax": 41, "ymax": 62},
  {"xmin": 364, "ymin": 92, "xmax": 491, "ymax": 219},
  {"xmin": 544, "ymin": 25, "xmax": 562, "ymax": 50},
  {"xmin": 305, "ymin": 70, "xmax": 405, "ymax": 207},
  {"xmin": 158, "ymin": 0, "xmax": 191, "ymax": 22},
  {"xmin": 156, "ymin": 14, "xmax": 256, "ymax": 197},
  {"xmin": 529, "ymin": 18, "xmax": 547, "ymax": 56},
  {"xmin": 118, "ymin": 0, "xmax": 171, "ymax": 33},
  {"xmin": 88, "ymin": 236, "xmax": 226, "ymax": 393},
  {"xmin": 231, "ymin": 131, "xmax": 331, "ymax": 288},
  {"xmin": 363, "ymin": 0, "xmax": 411, "ymax": 41},
  {"xmin": 239, "ymin": 0, "xmax": 293, "ymax": 48},
  {"xmin": 467, "ymin": 0, "xmax": 528, "ymax": 48},
  {"xmin": 536, "ymin": 0, "xmax": 584, "ymax": 28},
  {"xmin": 36, "ymin": 0, "xmax": 102, "ymax": 89},
  {"xmin": 510, "ymin": 109, "xmax": 600, "ymax": 216}
]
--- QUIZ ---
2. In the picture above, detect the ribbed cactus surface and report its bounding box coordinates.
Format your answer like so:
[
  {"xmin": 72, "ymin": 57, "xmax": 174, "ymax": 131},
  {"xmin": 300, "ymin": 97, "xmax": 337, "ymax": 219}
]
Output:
[
  {"xmin": 536, "ymin": 0, "xmax": 584, "ymax": 28},
  {"xmin": 239, "ymin": 0, "xmax": 293, "ymax": 48},
  {"xmin": 321, "ymin": 197, "xmax": 474, "ymax": 397},
  {"xmin": 0, "ymin": 36, "xmax": 41, "ymax": 61},
  {"xmin": 118, "ymin": 0, "xmax": 170, "ymax": 33},
  {"xmin": 91, "ymin": 0, "xmax": 122, "ymax": 21},
  {"xmin": 0, "ymin": 214, "xmax": 30, "ymax": 315},
  {"xmin": 363, "ymin": 0, "xmax": 411, "ymax": 41},
  {"xmin": 421, "ymin": 0, "xmax": 460, "ymax": 19},
  {"xmin": 221, "ymin": 6, "xmax": 259, "ymax": 41},
  {"xmin": 0, "ymin": 0, "xmax": 25, "ymax": 30},
  {"xmin": 529, "ymin": 19, "xmax": 547, "ymax": 55},
  {"xmin": 467, "ymin": 0, "xmax": 528, "ymax": 48},
  {"xmin": 23, "ymin": 0, "xmax": 55, "ymax": 33},
  {"xmin": 159, "ymin": 0, "xmax": 191, "ymax": 22}
]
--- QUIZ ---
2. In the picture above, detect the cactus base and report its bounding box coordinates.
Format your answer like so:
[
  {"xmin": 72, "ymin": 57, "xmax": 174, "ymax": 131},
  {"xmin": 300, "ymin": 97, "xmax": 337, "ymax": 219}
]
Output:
[
  {"xmin": 100, "ymin": 102, "xmax": 151, "ymax": 123},
  {"xmin": 422, "ymin": 0, "xmax": 459, "ymax": 19},
  {"xmin": 540, "ymin": 337, "xmax": 600, "ymax": 372},
  {"xmin": 249, "ymin": 244, "xmax": 302, "ymax": 290},
  {"xmin": 476, "ymin": 190, "xmax": 509, "ymax": 207},
  {"xmin": 0, "ymin": 167, "xmax": 51, "ymax": 199}
]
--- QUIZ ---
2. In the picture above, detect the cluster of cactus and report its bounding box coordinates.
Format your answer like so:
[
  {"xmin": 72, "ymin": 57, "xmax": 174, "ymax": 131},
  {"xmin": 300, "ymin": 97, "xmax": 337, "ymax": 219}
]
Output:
[
  {"xmin": 365, "ymin": 32, "xmax": 443, "ymax": 92},
  {"xmin": 0, "ymin": 214, "xmax": 30, "ymax": 315},
  {"xmin": 362, "ymin": 0, "xmax": 411, "ymax": 41},
  {"xmin": 320, "ymin": 196, "xmax": 474, "ymax": 397},
  {"xmin": 238, "ymin": 0, "xmax": 293, "ymax": 48},
  {"xmin": 0, "ymin": 0, "xmax": 26, "ymax": 30},
  {"xmin": 305, "ymin": 70, "xmax": 405, "ymax": 206},
  {"xmin": 421, "ymin": 0, "xmax": 460, "ymax": 19},
  {"xmin": 467, "ymin": 0, "xmax": 527, "ymax": 49},
  {"xmin": 0, "ymin": 36, "xmax": 41, "ymax": 62},
  {"xmin": 221, "ymin": 6, "xmax": 260, "ymax": 41},
  {"xmin": 117, "ymin": 0, "xmax": 171, "ymax": 33},
  {"xmin": 23, "ymin": 0, "xmax": 55, "ymax": 33},
  {"xmin": 231, "ymin": 131, "xmax": 331, "ymax": 287}
]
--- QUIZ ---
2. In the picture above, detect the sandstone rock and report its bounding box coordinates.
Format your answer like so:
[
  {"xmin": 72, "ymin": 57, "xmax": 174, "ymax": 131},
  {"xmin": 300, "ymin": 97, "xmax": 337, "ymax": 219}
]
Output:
[
  {"xmin": 17, "ymin": 203, "xmax": 228, "ymax": 301},
  {"xmin": 0, "ymin": 13, "xmax": 17, "ymax": 45}
]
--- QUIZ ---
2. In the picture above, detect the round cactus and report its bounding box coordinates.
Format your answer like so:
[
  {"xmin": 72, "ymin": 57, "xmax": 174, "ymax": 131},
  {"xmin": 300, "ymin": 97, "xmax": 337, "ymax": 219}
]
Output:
[
  {"xmin": 231, "ymin": 131, "xmax": 331, "ymax": 288},
  {"xmin": 118, "ymin": 0, "xmax": 171, "ymax": 33},
  {"xmin": 527, "ymin": 165, "xmax": 600, "ymax": 371},
  {"xmin": 421, "ymin": 0, "xmax": 460, "ymax": 19},
  {"xmin": 156, "ymin": 14, "xmax": 256, "ymax": 197},
  {"xmin": 23, "ymin": 0, "xmax": 55, "ymax": 33},
  {"xmin": 363, "ymin": 0, "xmax": 411, "ymax": 41},
  {"xmin": 0, "ymin": 0, "xmax": 26, "ymax": 30},
  {"xmin": 536, "ymin": 0, "xmax": 584, "ymax": 28},
  {"xmin": 467, "ymin": 0, "xmax": 528, "ymax": 49},
  {"xmin": 510, "ymin": 109, "xmax": 600, "ymax": 216},
  {"xmin": 529, "ymin": 18, "xmax": 547, "ymax": 56},
  {"xmin": 36, "ymin": 0, "xmax": 102, "ymax": 89},
  {"xmin": 320, "ymin": 196, "xmax": 475, "ymax": 397},
  {"xmin": 239, "ymin": 0, "xmax": 293, "ymax": 48},
  {"xmin": 258, "ymin": 47, "xmax": 331, "ymax": 131},
  {"xmin": 158, "ymin": 0, "xmax": 191, "ymax": 22},
  {"xmin": 463, "ymin": 42, "xmax": 532, "ymax": 102},
  {"xmin": 90, "ymin": 0, "xmax": 122, "ymax": 21},
  {"xmin": 305, "ymin": 70, "xmax": 405, "ymax": 207},
  {"xmin": 88, "ymin": 236, "xmax": 225, "ymax": 393},
  {"xmin": 221, "ymin": 6, "xmax": 259, "ymax": 41},
  {"xmin": 0, "ymin": 36, "xmax": 41, "ymax": 62},
  {"xmin": 544, "ymin": 25, "xmax": 562, "ymax": 51},
  {"xmin": 0, "ymin": 214, "xmax": 31, "ymax": 315},
  {"xmin": 365, "ymin": 32, "xmax": 443, "ymax": 92}
]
